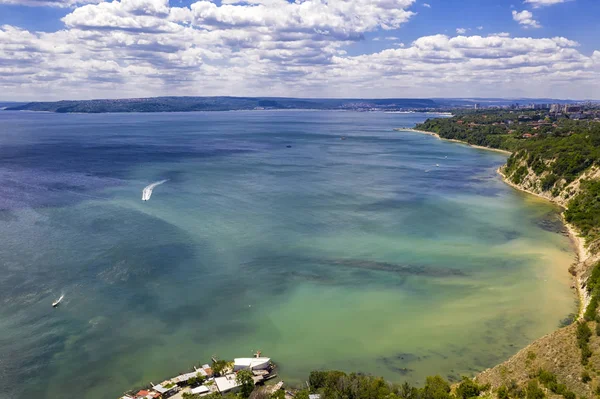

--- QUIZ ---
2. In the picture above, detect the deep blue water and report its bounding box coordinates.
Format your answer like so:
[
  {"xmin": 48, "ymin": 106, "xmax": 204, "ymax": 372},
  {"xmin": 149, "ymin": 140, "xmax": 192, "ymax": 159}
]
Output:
[{"xmin": 0, "ymin": 111, "xmax": 574, "ymax": 399}]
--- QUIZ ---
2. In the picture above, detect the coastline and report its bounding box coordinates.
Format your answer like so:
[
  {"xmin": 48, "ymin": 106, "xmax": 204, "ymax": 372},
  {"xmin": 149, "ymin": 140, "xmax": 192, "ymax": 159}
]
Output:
[
  {"xmin": 395, "ymin": 128, "xmax": 512, "ymax": 155},
  {"xmin": 398, "ymin": 126, "xmax": 589, "ymax": 316},
  {"xmin": 497, "ymin": 168, "xmax": 591, "ymax": 318}
]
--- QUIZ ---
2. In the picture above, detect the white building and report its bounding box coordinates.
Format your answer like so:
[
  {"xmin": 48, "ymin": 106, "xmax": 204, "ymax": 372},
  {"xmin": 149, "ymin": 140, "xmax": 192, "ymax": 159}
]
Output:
[
  {"xmin": 233, "ymin": 357, "xmax": 271, "ymax": 371},
  {"xmin": 215, "ymin": 374, "xmax": 242, "ymax": 394},
  {"xmin": 191, "ymin": 386, "xmax": 210, "ymax": 395}
]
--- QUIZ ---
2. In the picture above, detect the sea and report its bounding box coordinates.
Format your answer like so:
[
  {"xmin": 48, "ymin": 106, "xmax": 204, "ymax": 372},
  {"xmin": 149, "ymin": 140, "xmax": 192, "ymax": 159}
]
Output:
[{"xmin": 0, "ymin": 110, "xmax": 575, "ymax": 399}]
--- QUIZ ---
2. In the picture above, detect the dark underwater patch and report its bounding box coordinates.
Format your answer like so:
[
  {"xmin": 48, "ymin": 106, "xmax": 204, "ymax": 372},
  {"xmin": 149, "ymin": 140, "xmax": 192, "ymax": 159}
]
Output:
[
  {"xmin": 379, "ymin": 353, "xmax": 419, "ymax": 375},
  {"xmin": 534, "ymin": 212, "xmax": 567, "ymax": 235},
  {"xmin": 317, "ymin": 258, "xmax": 466, "ymax": 277}
]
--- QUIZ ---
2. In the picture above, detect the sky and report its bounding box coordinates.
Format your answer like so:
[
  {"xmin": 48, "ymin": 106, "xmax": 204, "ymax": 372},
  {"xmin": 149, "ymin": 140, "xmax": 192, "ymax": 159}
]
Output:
[{"xmin": 0, "ymin": 0, "xmax": 599, "ymax": 100}]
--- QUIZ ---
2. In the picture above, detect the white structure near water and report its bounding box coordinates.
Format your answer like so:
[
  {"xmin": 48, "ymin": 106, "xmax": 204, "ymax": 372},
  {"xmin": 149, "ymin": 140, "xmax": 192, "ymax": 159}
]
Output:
[
  {"xmin": 191, "ymin": 386, "xmax": 210, "ymax": 395},
  {"xmin": 215, "ymin": 374, "xmax": 241, "ymax": 394},
  {"xmin": 233, "ymin": 357, "xmax": 271, "ymax": 371}
]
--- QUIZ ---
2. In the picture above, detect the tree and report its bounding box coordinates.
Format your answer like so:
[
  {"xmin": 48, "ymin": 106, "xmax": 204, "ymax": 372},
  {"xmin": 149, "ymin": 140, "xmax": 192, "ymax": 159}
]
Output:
[
  {"xmin": 399, "ymin": 381, "xmax": 419, "ymax": 399},
  {"xmin": 212, "ymin": 359, "xmax": 230, "ymax": 377},
  {"xmin": 497, "ymin": 386, "xmax": 509, "ymax": 399},
  {"xmin": 236, "ymin": 369, "xmax": 255, "ymax": 398},
  {"xmin": 293, "ymin": 390, "xmax": 310, "ymax": 399},
  {"xmin": 456, "ymin": 376, "xmax": 486, "ymax": 399},
  {"xmin": 187, "ymin": 374, "xmax": 206, "ymax": 387},
  {"xmin": 271, "ymin": 389, "xmax": 285, "ymax": 399},
  {"xmin": 525, "ymin": 380, "xmax": 545, "ymax": 399},
  {"xmin": 421, "ymin": 375, "xmax": 452, "ymax": 399}
]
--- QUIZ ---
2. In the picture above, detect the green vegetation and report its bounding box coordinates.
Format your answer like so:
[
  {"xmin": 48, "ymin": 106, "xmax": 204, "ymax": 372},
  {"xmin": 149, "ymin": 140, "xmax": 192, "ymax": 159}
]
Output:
[
  {"xmin": 307, "ymin": 370, "xmax": 490, "ymax": 399},
  {"xmin": 582, "ymin": 371, "xmax": 591, "ymax": 383},
  {"xmin": 496, "ymin": 380, "xmax": 527, "ymax": 399},
  {"xmin": 236, "ymin": 369, "xmax": 255, "ymax": 399},
  {"xmin": 575, "ymin": 321, "xmax": 592, "ymax": 365},
  {"xmin": 212, "ymin": 359, "xmax": 230, "ymax": 376},
  {"xmin": 187, "ymin": 374, "xmax": 206, "ymax": 387},
  {"xmin": 565, "ymin": 180, "xmax": 600, "ymax": 245},
  {"xmin": 584, "ymin": 262, "xmax": 600, "ymax": 321},
  {"xmin": 497, "ymin": 385, "xmax": 509, "ymax": 399},
  {"xmin": 455, "ymin": 376, "xmax": 488, "ymax": 398},
  {"xmin": 182, "ymin": 368, "xmax": 585, "ymax": 399},
  {"xmin": 535, "ymin": 369, "xmax": 576, "ymax": 399},
  {"xmin": 525, "ymin": 380, "xmax": 544, "ymax": 399}
]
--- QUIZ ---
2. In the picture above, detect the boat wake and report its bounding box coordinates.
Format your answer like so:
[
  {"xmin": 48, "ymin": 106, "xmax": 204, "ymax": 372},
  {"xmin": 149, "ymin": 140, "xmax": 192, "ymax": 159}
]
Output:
[
  {"xmin": 142, "ymin": 180, "xmax": 168, "ymax": 201},
  {"xmin": 52, "ymin": 294, "xmax": 64, "ymax": 308}
]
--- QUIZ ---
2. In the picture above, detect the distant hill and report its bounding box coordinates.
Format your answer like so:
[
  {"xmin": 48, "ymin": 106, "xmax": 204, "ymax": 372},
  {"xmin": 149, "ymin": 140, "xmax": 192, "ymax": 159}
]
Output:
[
  {"xmin": 0, "ymin": 102, "xmax": 26, "ymax": 109},
  {"xmin": 4, "ymin": 96, "xmax": 439, "ymax": 113}
]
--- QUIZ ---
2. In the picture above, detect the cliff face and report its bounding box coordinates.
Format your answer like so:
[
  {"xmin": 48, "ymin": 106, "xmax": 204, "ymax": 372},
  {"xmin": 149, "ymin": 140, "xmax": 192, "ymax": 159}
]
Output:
[
  {"xmin": 475, "ymin": 323, "xmax": 593, "ymax": 398},
  {"xmin": 500, "ymin": 162, "xmax": 600, "ymax": 210}
]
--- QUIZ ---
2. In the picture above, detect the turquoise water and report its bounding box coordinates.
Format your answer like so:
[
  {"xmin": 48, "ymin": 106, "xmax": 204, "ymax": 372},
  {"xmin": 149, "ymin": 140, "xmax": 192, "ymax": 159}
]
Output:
[{"xmin": 0, "ymin": 111, "xmax": 575, "ymax": 398}]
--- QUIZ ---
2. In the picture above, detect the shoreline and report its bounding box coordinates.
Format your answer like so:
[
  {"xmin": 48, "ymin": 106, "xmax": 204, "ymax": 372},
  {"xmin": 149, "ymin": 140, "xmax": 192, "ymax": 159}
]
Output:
[
  {"xmin": 395, "ymin": 128, "xmax": 512, "ymax": 155},
  {"xmin": 398, "ymin": 126, "xmax": 589, "ymax": 316},
  {"xmin": 497, "ymin": 168, "xmax": 591, "ymax": 318}
]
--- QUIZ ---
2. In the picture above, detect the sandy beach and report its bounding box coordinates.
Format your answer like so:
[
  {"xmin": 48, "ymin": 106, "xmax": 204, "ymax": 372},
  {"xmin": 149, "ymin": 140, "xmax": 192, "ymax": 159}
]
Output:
[{"xmin": 395, "ymin": 128, "xmax": 513, "ymax": 155}]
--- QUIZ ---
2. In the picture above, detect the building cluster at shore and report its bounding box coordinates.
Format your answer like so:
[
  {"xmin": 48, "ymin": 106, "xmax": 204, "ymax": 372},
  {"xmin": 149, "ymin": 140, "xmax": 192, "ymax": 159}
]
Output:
[
  {"xmin": 120, "ymin": 356, "xmax": 276, "ymax": 399},
  {"xmin": 447, "ymin": 109, "xmax": 600, "ymax": 141},
  {"xmin": 470, "ymin": 101, "xmax": 600, "ymax": 116}
]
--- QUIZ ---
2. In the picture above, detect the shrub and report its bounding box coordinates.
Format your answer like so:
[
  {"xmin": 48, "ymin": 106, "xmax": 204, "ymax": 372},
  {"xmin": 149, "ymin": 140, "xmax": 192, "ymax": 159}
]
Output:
[
  {"xmin": 512, "ymin": 166, "xmax": 529, "ymax": 185},
  {"xmin": 526, "ymin": 380, "xmax": 545, "ymax": 399},
  {"xmin": 211, "ymin": 359, "xmax": 229, "ymax": 376},
  {"xmin": 456, "ymin": 376, "xmax": 488, "ymax": 399},
  {"xmin": 581, "ymin": 346, "xmax": 592, "ymax": 364},
  {"xmin": 537, "ymin": 369, "xmax": 556, "ymax": 385},
  {"xmin": 497, "ymin": 386, "xmax": 509, "ymax": 399},
  {"xmin": 541, "ymin": 174, "xmax": 559, "ymax": 191},
  {"xmin": 576, "ymin": 320, "xmax": 593, "ymax": 364},
  {"xmin": 422, "ymin": 375, "xmax": 452, "ymax": 399},
  {"xmin": 582, "ymin": 371, "xmax": 591, "ymax": 383},
  {"xmin": 236, "ymin": 369, "xmax": 255, "ymax": 399},
  {"xmin": 565, "ymin": 181, "xmax": 600, "ymax": 245}
]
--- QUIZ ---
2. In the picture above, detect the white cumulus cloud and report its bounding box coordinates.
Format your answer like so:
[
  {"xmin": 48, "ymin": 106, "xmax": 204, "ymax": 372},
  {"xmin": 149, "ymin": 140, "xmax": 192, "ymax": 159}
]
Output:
[
  {"xmin": 0, "ymin": 0, "xmax": 598, "ymax": 100},
  {"xmin": 512, "ymin": 10, "xmax": 541, "ymax": 28},
  {"xmin": 0, "ymin": 0, "xmax": 102, "ymax": 7},
  {"xmin": 524, "ymin": 0, "xmax": 573, "ymax": 8}
]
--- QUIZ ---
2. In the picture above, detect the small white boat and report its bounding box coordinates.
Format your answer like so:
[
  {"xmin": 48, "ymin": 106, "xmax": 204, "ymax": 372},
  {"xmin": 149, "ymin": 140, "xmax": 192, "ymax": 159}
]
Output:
[
  {"xmin": 142, "ymin": 180, "xmax": 168, "ymax": 201},
  {"xmin": 436, "ymin": 164, "xmax": 440, "ymax": 167},
  {"xmin": 52, "ymin": 294, "xmax": 64, "ymax": 308}
]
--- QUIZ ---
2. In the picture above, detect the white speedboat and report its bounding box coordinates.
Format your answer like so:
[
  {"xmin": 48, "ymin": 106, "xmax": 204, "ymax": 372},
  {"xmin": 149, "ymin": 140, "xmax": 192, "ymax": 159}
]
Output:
[{"xmin": 52, "ymin": 294, "xmax": 64, "ymax": 308}]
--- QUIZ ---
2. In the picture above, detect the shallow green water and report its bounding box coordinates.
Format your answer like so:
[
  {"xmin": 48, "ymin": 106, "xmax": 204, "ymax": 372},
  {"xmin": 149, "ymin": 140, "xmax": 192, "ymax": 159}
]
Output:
[{"xmin": 0, "ymin": 111, "xmax": 575, "ymax": 398}]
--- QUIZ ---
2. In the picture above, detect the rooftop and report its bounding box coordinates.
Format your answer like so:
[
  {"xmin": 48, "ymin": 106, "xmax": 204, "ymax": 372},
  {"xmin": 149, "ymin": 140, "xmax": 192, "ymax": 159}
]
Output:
[{"xmin": 215, "ymin": 374, "xmax": 241, "ymax": 393}]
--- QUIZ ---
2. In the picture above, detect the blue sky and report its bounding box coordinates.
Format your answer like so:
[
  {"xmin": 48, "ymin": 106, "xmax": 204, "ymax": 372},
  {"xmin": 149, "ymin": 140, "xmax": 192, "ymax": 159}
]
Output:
[{"xmin": 0, "ymin": 0, "xmax": 599, "ymax": 100}]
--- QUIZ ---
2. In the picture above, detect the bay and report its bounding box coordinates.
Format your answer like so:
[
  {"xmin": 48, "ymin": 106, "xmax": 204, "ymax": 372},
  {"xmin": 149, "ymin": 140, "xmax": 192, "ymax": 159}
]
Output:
[{"xmin": 0, "ymin": 110, "xmax": 574, "ymax": 398}]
